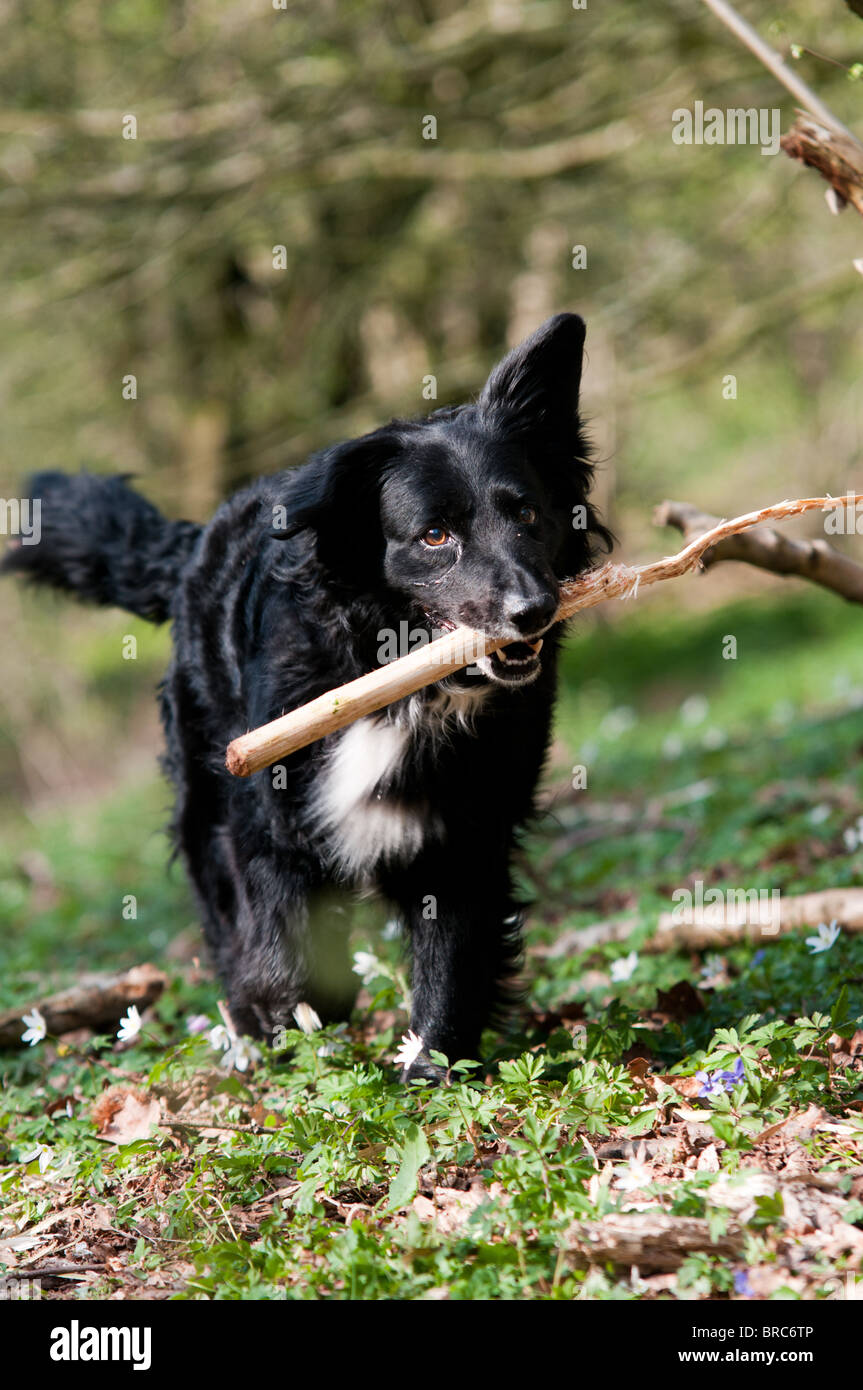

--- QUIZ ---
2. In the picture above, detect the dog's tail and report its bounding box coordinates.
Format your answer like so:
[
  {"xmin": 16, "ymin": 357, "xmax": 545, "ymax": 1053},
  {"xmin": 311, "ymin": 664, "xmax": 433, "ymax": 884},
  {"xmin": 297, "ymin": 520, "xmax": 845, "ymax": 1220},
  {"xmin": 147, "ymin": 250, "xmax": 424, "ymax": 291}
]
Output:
[{"xmin": 1, "ymin": 471, "xmax": 202, "ymax": 623}]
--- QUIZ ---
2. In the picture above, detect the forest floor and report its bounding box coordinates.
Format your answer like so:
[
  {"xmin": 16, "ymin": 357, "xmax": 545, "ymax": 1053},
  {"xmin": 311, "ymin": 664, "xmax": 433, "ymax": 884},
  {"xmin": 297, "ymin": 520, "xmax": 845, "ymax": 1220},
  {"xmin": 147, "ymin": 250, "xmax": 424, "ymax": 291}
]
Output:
[{"xmin": 2, "ymin": 585, "xmax": 863, "ymax": 1301}]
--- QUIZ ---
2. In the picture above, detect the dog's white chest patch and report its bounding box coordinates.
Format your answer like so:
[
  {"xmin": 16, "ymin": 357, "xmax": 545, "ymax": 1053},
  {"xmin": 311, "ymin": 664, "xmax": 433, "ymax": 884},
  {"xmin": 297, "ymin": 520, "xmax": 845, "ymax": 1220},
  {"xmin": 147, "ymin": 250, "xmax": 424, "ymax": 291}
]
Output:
[{"xmin": 315, "ymin": 718, "xmax": 431, "ymax": 877}]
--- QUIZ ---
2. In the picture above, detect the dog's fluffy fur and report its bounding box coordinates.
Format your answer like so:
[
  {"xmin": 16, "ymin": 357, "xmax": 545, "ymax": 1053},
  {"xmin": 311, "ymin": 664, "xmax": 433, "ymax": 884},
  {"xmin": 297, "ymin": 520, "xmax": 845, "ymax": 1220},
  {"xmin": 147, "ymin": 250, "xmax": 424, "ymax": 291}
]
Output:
[{"xmin": 5, "ymin": 312, "xmax": 611, "ymax": 1079}]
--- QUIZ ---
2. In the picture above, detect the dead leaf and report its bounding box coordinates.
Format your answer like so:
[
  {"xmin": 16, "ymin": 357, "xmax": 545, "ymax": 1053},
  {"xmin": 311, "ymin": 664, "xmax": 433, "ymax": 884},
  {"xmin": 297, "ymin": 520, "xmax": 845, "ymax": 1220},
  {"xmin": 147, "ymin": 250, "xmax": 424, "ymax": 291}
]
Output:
[
  {"xmin": 707, "ymin": 1172, "xmax": 779, "ymax": 1222},
  {"xmin": 783, "ymin": 1105, "xmax": 828, "ymax": 1139},
  {"xmin": 754, "ymin": 1111, "xmax": 797, "ymax": 1145},
  {"xmin": 93, "ymin": 1087, "xmax": 163, "ymax": 1144},
  {"xmin": 626, "ymin": 1056, "xmax": 651, "ymax": 1082},
  {"xmin": 412, "ymin": 1182, "xmax": 488, "ymax": 1235},
  {"xmin": 696, "ymin": 1143, "xmax": 721, "ymax": 1173},
  {"xmin": 660, "ymin": 1074, "xmax": 703, "ymax": 1099},
  {"xmin": 247, "ymin": 1102, "xmax": 284, "ymax": 1128}
]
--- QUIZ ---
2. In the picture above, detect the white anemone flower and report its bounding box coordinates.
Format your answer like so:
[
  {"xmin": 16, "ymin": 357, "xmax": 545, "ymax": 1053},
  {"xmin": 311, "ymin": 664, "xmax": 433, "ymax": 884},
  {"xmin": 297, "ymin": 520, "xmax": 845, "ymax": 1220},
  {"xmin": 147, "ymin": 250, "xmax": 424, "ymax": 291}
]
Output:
[
  {"xmin": 208, "ymin": 1023, "xmax": 232, "ymax": 1052},
  {"xmin": 220, "ymin": 1037, "xmax": 261, "ymax": 1073},
  {"xmin": 611, "ymin": 951, "xmax": 638, "ymax": 983},
  {"xmin": 21, "ymin": 1143, "xmax": 53, "ymax": 1174},
  {"xmin": 805, "ymin": 920, "xmax": 841, "ymax": 954},
  {"xmin": 352, "ymin": 951, "xmax": 382, "ymax": 986},
  {"xmin": 20, "ymin": 1008, "xmax": 47, "ymax": 1047},
  {"xmin": 615, "ymin": 1143, "xmax": 653, "ymax": 1193},
  {"xmin": 116, "ymin": 1005, "xmax": 142, "ymax": 1042},
  {"xmin": 207, "ymin": 1016, "xmax": 261, "ymax": 1072},
  {"xmin": 293, "ymin": 1002, "xmax": 322, "ymax": 1034},
  {"xmin": 680, "ymin": 694, "xmax": 709, "ymax": 726},
  {"xmin": 394, "ymin": 1029, "xmax": 424, "ymax": 1071}
]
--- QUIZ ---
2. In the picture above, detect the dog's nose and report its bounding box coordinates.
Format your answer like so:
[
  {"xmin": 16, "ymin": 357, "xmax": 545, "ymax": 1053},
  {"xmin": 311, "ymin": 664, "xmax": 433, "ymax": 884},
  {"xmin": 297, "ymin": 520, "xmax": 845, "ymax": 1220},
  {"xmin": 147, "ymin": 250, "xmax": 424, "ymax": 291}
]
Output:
[{"xmin": 507, "ymin": 595, "xmax": 557, "ymax": 636}]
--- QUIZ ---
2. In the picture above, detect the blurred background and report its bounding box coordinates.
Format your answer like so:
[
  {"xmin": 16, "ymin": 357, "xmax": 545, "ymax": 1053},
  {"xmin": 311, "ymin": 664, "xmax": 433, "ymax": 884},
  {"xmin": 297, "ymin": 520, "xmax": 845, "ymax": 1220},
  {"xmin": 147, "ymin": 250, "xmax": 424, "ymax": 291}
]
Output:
[{"xmin": 2, "ymin": 0, "xmax": 863, "ymax": 992}]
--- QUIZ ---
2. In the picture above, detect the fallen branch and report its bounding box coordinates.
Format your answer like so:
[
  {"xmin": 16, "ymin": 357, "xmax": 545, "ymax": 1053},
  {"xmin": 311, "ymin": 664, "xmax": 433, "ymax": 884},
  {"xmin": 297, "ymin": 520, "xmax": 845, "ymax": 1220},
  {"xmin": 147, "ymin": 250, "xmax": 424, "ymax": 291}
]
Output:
[
  {"xmin": 226, "ymin": 493, "xmax": 863, "ymax": 776},
  {"xmin": 564, "ymin": 1212, "xmax": 744, "ymax": 1271},
  {"xmin": 655, "ymin": 498, "xmax": 863, "ymax": 603},
  {"xmin": 544, "ymin": 887, "xmax": 863, "ymax": 958},
  {"xmin": 0, "ymin": 963, "xmax": 166, "ymax": 1049}
]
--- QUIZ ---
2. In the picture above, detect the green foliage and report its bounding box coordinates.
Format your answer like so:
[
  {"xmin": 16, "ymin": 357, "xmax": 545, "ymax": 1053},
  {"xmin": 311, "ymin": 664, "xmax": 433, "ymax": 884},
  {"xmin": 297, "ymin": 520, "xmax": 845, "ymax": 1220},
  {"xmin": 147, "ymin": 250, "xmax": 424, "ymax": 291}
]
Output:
[{"xmin": 3, "ymin": 587, "xmax": 863, "ymax": 1297}]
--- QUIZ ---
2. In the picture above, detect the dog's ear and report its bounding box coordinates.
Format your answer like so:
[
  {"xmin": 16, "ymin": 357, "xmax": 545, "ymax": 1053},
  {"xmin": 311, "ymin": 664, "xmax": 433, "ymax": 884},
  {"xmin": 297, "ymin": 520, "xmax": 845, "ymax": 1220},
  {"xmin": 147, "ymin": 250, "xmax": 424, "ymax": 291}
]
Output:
[
  {"xmin": 477, "ymin": 312, "xmax": 586, "ymax": 444},
  {"xmin": 480, "ymin": 314, "xmax": 613, "ymax": 576},
  {"xmin": 275, "ymin": 429, "xmax": 396, "ymax": 587}
]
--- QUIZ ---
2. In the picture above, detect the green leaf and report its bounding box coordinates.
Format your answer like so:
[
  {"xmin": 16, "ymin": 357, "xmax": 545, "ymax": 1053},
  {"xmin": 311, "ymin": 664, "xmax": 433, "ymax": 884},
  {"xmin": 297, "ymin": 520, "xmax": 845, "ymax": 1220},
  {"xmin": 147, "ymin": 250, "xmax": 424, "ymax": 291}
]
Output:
[
  {"xmin": 707, "ymin": 1206, "xmax": 729, "ymax": 1243},
  {"xmin": 385, "ymin": 1122, "xmax": 430, "ymax": 1211},
  {"xmin": 751, "ymin": 1191, "xmax": 784, "ymax": 1229},
  {"xmin": 710, "ymin": 1115, "xmax": 738, "ymax": 1147},
  {"xmin": 624, "ymin": 1106, "xmax": 658, "ymax": 1136},
  {"xmin": 831, "ymin": 984, "xmax": 854, "ymax": 1035},
  {"xmin": 293, "ymin": 1174, "xmax": 322, "ymax": 1215}
]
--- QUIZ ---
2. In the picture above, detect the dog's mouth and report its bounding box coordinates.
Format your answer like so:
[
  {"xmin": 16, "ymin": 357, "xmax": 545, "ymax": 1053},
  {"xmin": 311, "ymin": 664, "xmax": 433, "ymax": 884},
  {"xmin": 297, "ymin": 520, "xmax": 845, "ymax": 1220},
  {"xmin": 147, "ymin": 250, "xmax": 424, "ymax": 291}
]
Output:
[
  {"xmin": 485, "ymin": 636, "xmax": 544, "ymax": 683},
  {"xmin": 422, "ymin": 609, "xmax": 546, "ymax": 687}
]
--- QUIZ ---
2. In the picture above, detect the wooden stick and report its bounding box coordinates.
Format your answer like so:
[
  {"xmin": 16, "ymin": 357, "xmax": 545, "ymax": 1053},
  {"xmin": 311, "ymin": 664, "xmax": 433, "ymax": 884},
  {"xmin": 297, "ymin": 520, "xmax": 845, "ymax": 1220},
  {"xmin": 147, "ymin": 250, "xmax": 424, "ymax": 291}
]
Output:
[
  {"xmin": 698, "ymin": 0, "xmax": 857, "ymax": 141},
  {"xmin": 225, "ymin": 494, "xmax": 862, "ymax": 776},
  {"xmin": 564, "ymin": 1212, "xmax": 744, "ymax": 1270},
  {"xmin": 542, "ymin": 887, "xmax": 863, "ymax": 959},
  {"xmin": 656, "ymin": 497, "xmax": 863, "ymax": 603}
]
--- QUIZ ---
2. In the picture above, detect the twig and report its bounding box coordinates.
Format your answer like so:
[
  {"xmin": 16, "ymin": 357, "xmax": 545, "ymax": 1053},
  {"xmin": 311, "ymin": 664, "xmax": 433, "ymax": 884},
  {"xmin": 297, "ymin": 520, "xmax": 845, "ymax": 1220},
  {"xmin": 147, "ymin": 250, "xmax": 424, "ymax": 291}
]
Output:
[
  {"xmin": 699, "ymin": 0, "xmax": 863, "ymax": 221},
  {"xmin": 782, "ymin": 1167, "xmax": 863, "ymax": 1191},
  {"xmin": 699, "ymin": 0, "xmax": 857, "ymax": 140},
  {"xmin": 162, "ymin": 1119, "xmax": 271, "ymax": 1134},
  {"xmin": 14, "ymin": 1262, "xmax": 105, "ymax": 1278},
  {"xmin": 226, "ymin": 493, "xmax": 863, "ymax": 776},
  {"xmin": 656, "ymin": 498, "xmax": 863, "ymax": 602}
]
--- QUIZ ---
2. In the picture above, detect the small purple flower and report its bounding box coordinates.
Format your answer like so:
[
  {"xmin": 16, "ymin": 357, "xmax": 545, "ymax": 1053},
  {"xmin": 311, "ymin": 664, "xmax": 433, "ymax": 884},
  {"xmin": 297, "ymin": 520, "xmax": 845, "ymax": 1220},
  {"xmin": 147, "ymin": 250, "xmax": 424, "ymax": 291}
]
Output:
[
  {"xmin": 697, "ymin": 1057, "xmax": 746, "ymax": 1098},
  {"xmin": 696, "ymin": 1069, "xmax": 726, "ymax": 1099},
  {"xmin": 751, "ymin": 950, "xmax": 765, "ymax": 967},
  {"xmin": 719, "ymin": 1057, "xmax": 745, "ymax": 1090},
  {"xmin": 734, "ymin": 1269, "xmax": 754, "ymax": 1298}
]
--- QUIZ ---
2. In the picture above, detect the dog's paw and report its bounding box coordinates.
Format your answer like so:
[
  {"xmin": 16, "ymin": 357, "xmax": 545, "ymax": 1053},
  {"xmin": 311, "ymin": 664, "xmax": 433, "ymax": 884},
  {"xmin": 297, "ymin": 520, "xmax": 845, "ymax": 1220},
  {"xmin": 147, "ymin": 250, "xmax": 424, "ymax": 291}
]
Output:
[{"xmin": 402, "ymin": 1054, "xmax": 448, "ymax": 1087}]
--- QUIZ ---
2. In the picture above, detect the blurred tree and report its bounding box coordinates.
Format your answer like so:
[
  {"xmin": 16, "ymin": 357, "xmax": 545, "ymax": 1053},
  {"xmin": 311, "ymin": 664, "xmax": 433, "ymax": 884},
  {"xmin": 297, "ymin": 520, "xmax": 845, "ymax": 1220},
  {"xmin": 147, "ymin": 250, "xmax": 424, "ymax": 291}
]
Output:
[{"xmin": 0, "ymin": 0, "xmax": 861, "ymax": 530}]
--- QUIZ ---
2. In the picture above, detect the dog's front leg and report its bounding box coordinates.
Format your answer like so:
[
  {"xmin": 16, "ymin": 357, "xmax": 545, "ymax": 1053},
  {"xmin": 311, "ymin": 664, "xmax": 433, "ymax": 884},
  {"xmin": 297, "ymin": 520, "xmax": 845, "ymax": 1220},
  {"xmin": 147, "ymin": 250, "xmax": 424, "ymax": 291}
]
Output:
[
  {"xmin": 388, "ymin": 850, "xmax": 521, "ymax": 1082},
  {"xmin": 220, "ymin": 878, "xmax": 359, "ymax": 1043}
]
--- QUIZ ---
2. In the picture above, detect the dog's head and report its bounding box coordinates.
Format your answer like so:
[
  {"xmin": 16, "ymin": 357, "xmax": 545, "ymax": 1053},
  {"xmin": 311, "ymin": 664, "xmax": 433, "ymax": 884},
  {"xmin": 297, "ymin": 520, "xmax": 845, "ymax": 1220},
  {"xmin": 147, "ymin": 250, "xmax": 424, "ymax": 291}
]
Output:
[{"xmin": 280, "ymin": 313, "xmax": 612, "ymax": 687}]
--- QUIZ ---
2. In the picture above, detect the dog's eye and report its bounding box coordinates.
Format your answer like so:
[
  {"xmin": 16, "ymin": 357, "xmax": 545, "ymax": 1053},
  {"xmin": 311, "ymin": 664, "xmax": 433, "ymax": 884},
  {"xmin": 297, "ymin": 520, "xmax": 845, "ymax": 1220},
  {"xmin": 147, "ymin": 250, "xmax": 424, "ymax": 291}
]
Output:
[
  {"xmin": 518, "ymin": 505, "xmax": 537, "ymax": 525},
  {"xmin": 422, "ymin": 527, "xmax": 448, "ymax": 547}
]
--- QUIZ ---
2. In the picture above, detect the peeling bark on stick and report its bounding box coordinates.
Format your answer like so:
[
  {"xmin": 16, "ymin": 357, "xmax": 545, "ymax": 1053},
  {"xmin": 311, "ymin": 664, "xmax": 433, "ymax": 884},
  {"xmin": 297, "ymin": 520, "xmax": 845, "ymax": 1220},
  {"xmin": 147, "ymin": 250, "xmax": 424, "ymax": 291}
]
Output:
[{"xmin": 781, "ymin": 115, "xmax": 863, "ymax": 220}]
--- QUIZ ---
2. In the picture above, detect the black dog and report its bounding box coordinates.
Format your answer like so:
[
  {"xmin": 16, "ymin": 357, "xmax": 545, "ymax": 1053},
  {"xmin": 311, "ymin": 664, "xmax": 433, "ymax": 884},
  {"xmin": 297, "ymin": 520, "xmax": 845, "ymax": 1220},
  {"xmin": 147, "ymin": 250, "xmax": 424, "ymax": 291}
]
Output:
[{"xmin": 5, "ymin": 312, "xmax": 611, "ymax": 1080}]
